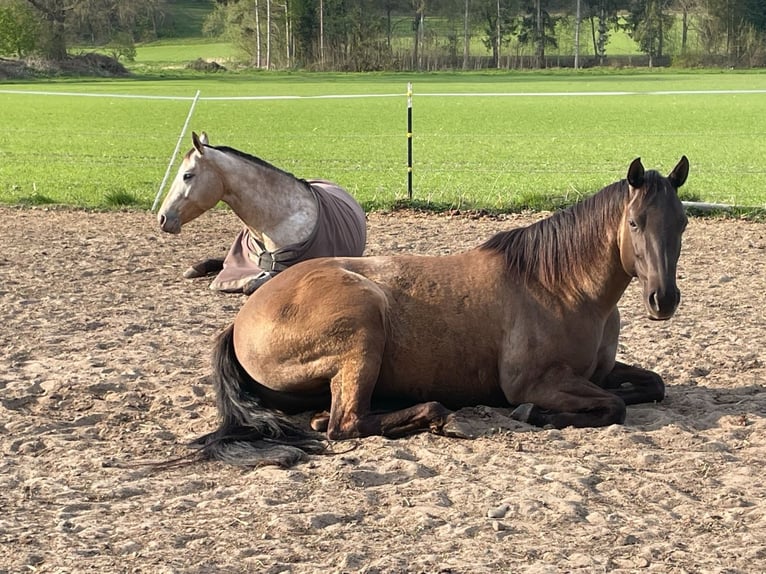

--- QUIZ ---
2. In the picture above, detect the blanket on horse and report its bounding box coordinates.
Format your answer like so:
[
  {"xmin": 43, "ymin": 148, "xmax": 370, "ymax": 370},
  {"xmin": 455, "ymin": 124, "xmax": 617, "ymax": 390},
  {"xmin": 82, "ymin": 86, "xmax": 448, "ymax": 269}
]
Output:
[{"xmin": 210, "ymin": 180, "xmax": 366, "ymax": 292}]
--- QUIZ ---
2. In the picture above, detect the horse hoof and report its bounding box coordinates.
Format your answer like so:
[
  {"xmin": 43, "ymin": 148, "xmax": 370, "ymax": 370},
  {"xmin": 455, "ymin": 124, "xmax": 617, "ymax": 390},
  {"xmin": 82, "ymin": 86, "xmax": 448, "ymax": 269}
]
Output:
[
  {"xmin": 183, "ymin": 266, "xmax": 206, "ymax": 279},
  {"xmin": 310, "ymin": 411, "xmax": 330, "ymax": 433},
  {"xmin": 510, "ymin": 403, "xmax": 537, "ymax": 424},
  {"xmin": 441, "ymin": 414, "xmax": 478, "ymax": 439},
  {"xmin": 184, "ymin": 258, "xmax": 225, "ymax": 279}
]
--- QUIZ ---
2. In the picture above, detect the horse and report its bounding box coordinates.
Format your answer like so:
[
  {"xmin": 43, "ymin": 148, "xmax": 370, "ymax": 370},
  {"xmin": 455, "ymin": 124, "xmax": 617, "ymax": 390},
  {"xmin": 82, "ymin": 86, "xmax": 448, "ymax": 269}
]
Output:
[
  {"xmin": 157, "ymin": 132, "xmax": 367, "ymax": 294},
  {"xmin": 192, "ymin": 156, "xmax": 690, "ymax": 467}
]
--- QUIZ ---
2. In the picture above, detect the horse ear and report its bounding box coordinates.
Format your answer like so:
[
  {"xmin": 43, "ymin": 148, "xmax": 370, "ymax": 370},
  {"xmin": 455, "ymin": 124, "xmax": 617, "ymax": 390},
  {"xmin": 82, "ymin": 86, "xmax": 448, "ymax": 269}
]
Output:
[
  {"xmin": 192, "ymin": 131, "xmax": 205, "ymax": 155},
  {"xmin": 668, "ymin": 155, "xmax": 689, "ymax": 189},
  {"xmin": 627, "ymin": 157, "xmax": 645, "ymax": 188},
  {"xmin": 199, "ymin": 132, "xmax": 210, "ymax": 145}
]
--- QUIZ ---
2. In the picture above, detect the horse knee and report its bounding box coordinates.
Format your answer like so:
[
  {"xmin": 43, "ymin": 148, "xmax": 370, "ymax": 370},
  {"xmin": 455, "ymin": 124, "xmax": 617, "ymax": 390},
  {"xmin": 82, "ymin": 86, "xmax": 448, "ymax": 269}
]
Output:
[
  {"xmin": 607, "ymin": 397, "xmax": 627, "ymax": 425},
  {"xmin": 647, "ymin": 375, "xmax": 666, "ymax": 402}
]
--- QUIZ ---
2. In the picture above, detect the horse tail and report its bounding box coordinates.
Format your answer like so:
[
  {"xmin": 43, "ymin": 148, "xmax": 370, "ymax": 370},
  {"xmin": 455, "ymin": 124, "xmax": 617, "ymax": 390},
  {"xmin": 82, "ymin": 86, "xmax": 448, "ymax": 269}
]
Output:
[{"xmin": 192, "ymin": 324, "xmax": 326, "ymax": 467}]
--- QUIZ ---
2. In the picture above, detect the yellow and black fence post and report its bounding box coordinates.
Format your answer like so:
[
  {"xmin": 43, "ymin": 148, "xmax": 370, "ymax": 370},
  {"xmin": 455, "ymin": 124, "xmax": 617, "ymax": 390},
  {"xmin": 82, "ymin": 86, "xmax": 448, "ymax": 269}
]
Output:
[{"xmin": 407, "ymin": 82, "xmax": 413, "ymax": 201}]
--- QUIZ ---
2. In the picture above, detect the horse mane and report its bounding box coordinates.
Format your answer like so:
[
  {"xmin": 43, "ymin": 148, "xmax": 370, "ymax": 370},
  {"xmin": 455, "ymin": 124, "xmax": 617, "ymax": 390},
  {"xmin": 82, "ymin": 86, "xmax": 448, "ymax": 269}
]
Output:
[
  {"xmin": 192, "ymin": 144, "xmax": 306, "ymax": 185},
  {"xmin": 480, "ymin": 178, "xmax": 632, "ymax": 294}
]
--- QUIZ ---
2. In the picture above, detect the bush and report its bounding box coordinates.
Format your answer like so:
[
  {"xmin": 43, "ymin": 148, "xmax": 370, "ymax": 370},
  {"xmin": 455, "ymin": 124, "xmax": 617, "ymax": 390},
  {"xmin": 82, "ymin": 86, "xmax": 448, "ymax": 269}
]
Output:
[
  {"xmin": 0, "ymin": 0, "xmax": 39, "ymax": 57},
  {"xmin": 106, "ymin": 32, "xmax": 136, "ymax": 63},
  {"xmin": 186, "ymin": 58, "xmax": 226, "ymax": 72}
]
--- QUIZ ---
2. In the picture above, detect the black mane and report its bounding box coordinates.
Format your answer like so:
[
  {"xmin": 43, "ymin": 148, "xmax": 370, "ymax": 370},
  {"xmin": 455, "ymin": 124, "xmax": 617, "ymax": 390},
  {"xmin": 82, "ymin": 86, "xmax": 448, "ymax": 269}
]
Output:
[
  {"xmin": 209, "ymin": 145, "xmax": 302, "ymax": 182},
  {"xmin": 480, "ymin": 179, "xmax": 631, "ymax": 291}
]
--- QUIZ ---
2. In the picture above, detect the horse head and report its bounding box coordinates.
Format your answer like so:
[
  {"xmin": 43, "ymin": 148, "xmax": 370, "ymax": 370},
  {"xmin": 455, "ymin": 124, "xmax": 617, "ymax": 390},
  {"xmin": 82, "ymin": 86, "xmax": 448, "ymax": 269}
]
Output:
[
  {"xmin": 619, "ymin": 156, "xmax": 689, "ymax": 320},
  {"xmin": 158, "ymin": 132, "xmax": 224, "ymax": 234}
]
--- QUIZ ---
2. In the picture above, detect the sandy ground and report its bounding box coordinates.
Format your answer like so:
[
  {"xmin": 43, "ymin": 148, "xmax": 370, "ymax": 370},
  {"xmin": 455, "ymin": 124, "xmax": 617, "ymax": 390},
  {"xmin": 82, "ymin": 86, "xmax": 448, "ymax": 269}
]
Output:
[{"xmin": 1, "ymin": 206, "xmax": 765, "ymax": 574}]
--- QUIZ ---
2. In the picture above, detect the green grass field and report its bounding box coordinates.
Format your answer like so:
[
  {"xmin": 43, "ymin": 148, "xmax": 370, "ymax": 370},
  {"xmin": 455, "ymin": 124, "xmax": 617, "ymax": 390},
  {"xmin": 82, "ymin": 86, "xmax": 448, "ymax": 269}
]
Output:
[
  {"xmin": 1, "ymin": 69, "xmax": 765, "ymax": 213},
  {"xmin": 129, "ymin": 40, "xmax": 239, "ymax": 71}
]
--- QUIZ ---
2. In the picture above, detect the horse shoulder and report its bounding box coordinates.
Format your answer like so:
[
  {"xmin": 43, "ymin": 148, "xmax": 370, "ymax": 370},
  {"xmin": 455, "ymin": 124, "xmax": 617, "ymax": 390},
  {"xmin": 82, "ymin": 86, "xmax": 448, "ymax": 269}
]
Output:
[
  {"xmin": 590, "ymin": 307, "xmax": 621, "ymax": 382},
  {"xmin": 493, "ymin": 265, "xmax": 623, "ymax": 397}
]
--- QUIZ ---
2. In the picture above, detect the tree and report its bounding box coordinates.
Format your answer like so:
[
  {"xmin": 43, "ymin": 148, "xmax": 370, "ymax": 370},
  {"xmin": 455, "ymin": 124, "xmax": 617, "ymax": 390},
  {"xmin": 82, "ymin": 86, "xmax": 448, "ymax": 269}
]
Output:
[
  {"xmin": 0, "ymin": 0, "xmax": 40, "ymax": 57},
  {"xmin": 586, "ymin": 0, "xmax": 621, "ymax": 64},
  {"xmin": 411, "ymin": 0, "xmax": 425, "ymax": 70},
  {"xmin": 290, "ymin": 0, "xmax": 316, "ymax": 64},
  {"xmin": 517, "ymin": 0, "xmax": 558, "ymax": 67},
  {"xmin": 205, "ymin": 0, "xmax": 302, "ymax": 68},
  {"xmin": 462, "ymin": 0, "xmax": 470, "ymax": 68},
  {"xmin": 744, "ymin": 0, "xmax": 766, "ymax": 31},
  {"xmin": 25, "ymin": 0, "xmax": 68, "ymax": 59},
  {"xmin": 106, "ymin": 30, "xmax": 136, "ymax": 61},
  {"xmin": 574, "ymin": 0, "xmax": 582, "ymax": 67},
  {"xmin": 20, "ymin": 0, "xmax": 166, "ymax": 60},
  {"xmin": 673, "ymin": 0, "xmax": 693, "ymax": 53},
  {"xmin": 480, "ymin": 0, "xmax": 517, "ymax": 67},
  {"xmin": 626, "ymin": 0, "xmax": 673, "ymax": 65},
  {"xmin": 698, "ymin": 0, "xmax": 766, "ymax": 63}
]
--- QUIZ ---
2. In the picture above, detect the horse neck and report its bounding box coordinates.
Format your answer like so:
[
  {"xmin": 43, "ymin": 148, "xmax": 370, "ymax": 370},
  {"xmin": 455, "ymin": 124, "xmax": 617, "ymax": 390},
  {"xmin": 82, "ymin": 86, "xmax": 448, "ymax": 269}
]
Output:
[
  {"xmin": 549, "ymin": 183, "xmax": 633, "ymax": 311},
  {"xmin": 494, "ymin": 182, "xmax": 633, "ymax": 314},
  {"xmin": 211, "ymin": 150, "xmax": 318, "ymax": 250}
]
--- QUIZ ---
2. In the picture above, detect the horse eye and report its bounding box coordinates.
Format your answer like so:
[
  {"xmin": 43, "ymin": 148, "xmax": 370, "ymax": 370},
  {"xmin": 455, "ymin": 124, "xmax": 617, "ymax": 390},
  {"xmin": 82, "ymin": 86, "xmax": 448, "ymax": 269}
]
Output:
[
  {"xmin": 183, "ymin": 172, "xmax": 194, "ymax": 182},
  {"xmin": 628, "ymin": 218, "xmax": 638, "ymax": 229}
]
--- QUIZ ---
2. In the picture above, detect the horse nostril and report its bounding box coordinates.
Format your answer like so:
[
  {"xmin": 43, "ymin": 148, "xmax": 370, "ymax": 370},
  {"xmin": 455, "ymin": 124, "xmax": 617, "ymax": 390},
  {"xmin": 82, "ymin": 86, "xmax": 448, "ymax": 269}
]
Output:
[
  {"xmin": 649, "ymin": 291, "xmax": 660, "ymax": 313},
  {"xmin": 158, "ymin": 214, "xmax": 167, "ymax": 226},
  {"xmin": 648, "ymin": 288, "xmax": 680, "ymax": 319}
]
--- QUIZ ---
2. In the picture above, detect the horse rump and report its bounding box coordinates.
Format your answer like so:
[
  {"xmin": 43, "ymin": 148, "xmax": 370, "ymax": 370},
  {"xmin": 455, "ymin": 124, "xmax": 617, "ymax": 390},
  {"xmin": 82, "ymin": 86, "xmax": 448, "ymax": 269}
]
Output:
[{"xmin": 191, "ymin": 324, "xmax": 327, "ymax": 467}]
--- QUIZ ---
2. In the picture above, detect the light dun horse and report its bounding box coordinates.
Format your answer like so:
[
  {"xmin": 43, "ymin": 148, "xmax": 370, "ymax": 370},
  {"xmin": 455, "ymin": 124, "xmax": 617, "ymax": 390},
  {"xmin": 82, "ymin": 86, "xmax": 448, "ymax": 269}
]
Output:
[
  {"xmin": 157, "ymin": 132, "xmax": 366, "ymax": 294},
  {"xmin": 193, "ymin": 156, "xmax": 690, "ymax": 467}
]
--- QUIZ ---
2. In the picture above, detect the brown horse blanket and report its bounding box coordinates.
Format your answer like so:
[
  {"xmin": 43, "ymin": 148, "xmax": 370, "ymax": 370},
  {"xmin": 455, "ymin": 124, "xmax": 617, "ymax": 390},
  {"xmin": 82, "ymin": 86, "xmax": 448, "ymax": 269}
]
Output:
[{"xmin": 210, "ymin": 180, "xmax": 366, "ymax": 292}]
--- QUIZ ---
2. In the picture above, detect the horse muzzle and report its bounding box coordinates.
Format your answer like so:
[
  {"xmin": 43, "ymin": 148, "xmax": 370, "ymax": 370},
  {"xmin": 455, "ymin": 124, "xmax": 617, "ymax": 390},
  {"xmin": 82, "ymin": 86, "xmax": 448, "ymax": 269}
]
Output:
[
  {"xmin": 645, "ymin": 287, "xmax": 680, "ymax": 321},
  {"xmin": 158, "ymin": 212, "xmax": 182, "ymax": 234}
]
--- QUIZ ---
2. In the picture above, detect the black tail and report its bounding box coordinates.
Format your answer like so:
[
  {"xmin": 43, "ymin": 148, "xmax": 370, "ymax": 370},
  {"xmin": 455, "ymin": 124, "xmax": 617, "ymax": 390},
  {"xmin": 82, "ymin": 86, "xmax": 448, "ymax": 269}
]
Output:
[{"xmin": 192, "ymin": 324, "xmax": 326, "ymax": 467}]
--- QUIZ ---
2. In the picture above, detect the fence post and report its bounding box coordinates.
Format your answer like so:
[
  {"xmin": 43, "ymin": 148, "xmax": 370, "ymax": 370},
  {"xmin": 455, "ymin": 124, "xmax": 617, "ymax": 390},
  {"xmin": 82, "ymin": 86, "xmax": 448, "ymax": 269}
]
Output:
[
  {"xmin": 407, "ymin": 82, "xmax": 413, "ymax": 201},
  {"xmin": 152, "ymin": 89, "xmax": 202, "ymax": 212}
]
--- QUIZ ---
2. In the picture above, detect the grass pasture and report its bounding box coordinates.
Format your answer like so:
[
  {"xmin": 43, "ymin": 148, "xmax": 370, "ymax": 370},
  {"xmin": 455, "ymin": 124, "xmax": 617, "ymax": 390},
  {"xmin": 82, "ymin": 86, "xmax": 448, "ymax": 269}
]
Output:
[
  {"xmin": 0, "ymin": 70, "xmax": 765, "ymax": 212},
  {"xmin": 129, "ymin": 40, "xmax": 239, "ymax": 71}
]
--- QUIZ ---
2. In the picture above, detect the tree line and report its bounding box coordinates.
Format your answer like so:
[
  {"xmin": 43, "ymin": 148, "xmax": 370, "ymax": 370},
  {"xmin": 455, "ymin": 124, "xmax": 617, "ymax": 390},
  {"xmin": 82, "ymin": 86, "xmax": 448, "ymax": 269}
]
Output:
[{"xmin": 1, "ymin": 0, "xmax": 765, "ymax": 69}]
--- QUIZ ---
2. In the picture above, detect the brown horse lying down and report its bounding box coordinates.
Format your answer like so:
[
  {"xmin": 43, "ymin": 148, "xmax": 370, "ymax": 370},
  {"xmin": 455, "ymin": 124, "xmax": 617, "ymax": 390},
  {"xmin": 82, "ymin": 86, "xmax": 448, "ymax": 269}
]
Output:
[{"xmin": 192, "ymin": 156, "xmax": 689, "ymax": 467}]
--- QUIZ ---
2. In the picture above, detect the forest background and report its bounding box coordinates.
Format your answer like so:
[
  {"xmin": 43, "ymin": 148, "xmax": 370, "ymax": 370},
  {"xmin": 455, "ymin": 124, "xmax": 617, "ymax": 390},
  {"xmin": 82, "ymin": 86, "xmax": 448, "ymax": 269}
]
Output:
[
  {"xmin": 1, "ymin": 0, "xmax": 764, "ymax": 214},
  {"xmin": 1, "ymin": 0, "xmax": 765, "ymax": 71}
]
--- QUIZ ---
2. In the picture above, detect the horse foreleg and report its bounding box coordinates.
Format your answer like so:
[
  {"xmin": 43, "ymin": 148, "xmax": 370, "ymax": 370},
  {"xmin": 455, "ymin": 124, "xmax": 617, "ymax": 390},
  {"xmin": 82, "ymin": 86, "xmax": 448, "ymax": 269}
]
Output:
[
  {"xmin": 506, "ymin": 364, "xmax": 627, "ymax": 429},
  {"xmin": 599, "ymin": 361, "xmax": 665, "ymax": 405},
  {"xmin": 183, "ymin": 257, "xmax": 225, "ymax": 279}
]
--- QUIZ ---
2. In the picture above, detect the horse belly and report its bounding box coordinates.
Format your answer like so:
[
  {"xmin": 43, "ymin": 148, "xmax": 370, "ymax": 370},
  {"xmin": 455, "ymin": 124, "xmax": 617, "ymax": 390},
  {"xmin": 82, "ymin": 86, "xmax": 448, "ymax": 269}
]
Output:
[
  {"xmin": 376, "ymin": 346, "xmax": 506, "ymax": 409},
  {"xmin": 360, "ymin": 256, "xmax": 507, "ymax": 408}
]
